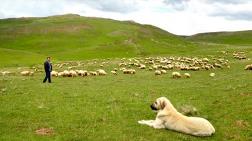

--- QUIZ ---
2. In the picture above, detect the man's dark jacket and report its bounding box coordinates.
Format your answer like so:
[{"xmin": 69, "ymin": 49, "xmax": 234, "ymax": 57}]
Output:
[{"xmin": 44, "ymin": 61, "xmax": 52, "ymax": 72}]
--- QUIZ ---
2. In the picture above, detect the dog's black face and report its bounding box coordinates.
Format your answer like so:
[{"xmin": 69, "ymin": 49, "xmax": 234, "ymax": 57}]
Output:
[
  {"xmin": 150, "ymin": 98, "xmax": 167, "ymax": 111},
  {"xmin": 150, "ymin": 103, "xmax": 158, "ymax": 110}
]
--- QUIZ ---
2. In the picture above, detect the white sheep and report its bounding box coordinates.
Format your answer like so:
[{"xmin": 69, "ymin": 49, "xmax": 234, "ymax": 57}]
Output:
[
  {"xmin": 1, "ymin": 71, "xmax": 11, "ymax": 76},
  {"xmin": 78, "ymin": 70, "xmax": 88, "ymax": 76},
  {"xmin": 153, "ymin": 65, "xmax": 158, "ymax": 70},
  {"xmin": 161, "ymin": 70, "xmax": 167, "ymax": 74},
  {"xmin": 209, "ymin": 73, "xmax": 215, "ymax": 77},
  {"xmin": 111, "ymin": 70, "xmax": 117, "ymax": 75},
  {"xmin": 58, "ymin": 72, "xmax": 64, "ymax": 77},
  {"xmin": 62, "ymin": 70, "xmax": 70, "ymax": 77},
  {"xmin": 155, "ymin": 70, "xmax": 161, "ymax": 75},
  {"xmin": 244, "ymin": 64, "xmax": 252, "ymax": 70},
  {"xmin": 89, "ymin": 71, "xmax": 98, "ymax": 76},
  {"xmin": 139, "ymin": 64, "xmax": 146, "ymax": 69},
  {"xmin": 190, "ymin": 67, "xmax": 200, "ymax": 71},
  {"xmin": 51, "ymin": 71, "xmax": 58, "ymax": 77},
  {"xmin": 184, "ymin": 73, "xmax": 191, "ymax": 78},
  {"xmin": 123, "ymin": 69, "xmax": 136, "ymax": 74},
  {"xmin": 97, "ymin": 69, "xmax": 107, "ymax": 76},
  {"xmin": 172, "ymin": 72, "xmax": 181, "ymax": 78},
  {"xmin": 20, "ymin": 71, "xmax": 34, "ymax": 76},
  {"xmin": 69, "ymin": 70, "xmax": 78, "ymax": 77},
  {"xmin": 202, "ymin": 58, "xmax": 209, "ymax": 62}
]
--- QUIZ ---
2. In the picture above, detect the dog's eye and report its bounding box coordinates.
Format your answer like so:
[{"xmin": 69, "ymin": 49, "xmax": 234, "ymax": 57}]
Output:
[{"xmin": 155, "ymin": 102, "xmax": 157, "ymax": 104}]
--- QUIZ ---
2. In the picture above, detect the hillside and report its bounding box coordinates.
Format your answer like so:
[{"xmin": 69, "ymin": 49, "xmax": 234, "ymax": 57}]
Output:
[
  {"xmin": 0, "ymin": 14, "xmax": 195, "ymax": 67},
  {"xmin": 187, "ymin": 30, "xmax": 252, "ymax": 45}
]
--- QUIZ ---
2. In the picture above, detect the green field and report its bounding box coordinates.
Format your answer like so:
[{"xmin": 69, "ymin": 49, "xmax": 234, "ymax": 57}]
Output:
[{"xmin": 0, "ymin": 14, "xmax": 251, "ymax": 141}]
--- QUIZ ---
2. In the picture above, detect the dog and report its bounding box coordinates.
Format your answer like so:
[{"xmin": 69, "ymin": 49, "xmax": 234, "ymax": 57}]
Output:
[{"xmin": 138, "ymin": 97, "xmax": 215, "ymax": 136}]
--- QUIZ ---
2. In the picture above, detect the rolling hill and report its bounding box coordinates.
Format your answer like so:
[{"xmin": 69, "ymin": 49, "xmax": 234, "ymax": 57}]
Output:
[
  {"xmin": 0, "ymin": 14, "xmax": 196, "ymax": 67},
  {"xmin": 187, "ymin": 30, "xmax": 252, "ymax": 45}
]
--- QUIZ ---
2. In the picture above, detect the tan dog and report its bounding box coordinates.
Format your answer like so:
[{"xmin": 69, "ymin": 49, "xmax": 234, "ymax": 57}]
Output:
[{"xmin": 138, "ymin": 97, "xmax": 215, "ymax": 136}]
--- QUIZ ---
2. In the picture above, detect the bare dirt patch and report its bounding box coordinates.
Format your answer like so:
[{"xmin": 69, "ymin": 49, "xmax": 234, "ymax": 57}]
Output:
[
  {"xmin": 35, "ymin": 128, "xmax": 54, "ymax": 136},
  {"xmin": 234, "ymin": 120, "xmax": 250, "ymax": 129}
]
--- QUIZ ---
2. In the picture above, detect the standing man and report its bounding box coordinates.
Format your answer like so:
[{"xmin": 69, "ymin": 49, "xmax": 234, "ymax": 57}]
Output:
[{"xmin": 43, "ymin": 57, "xmax": 52, "ymax": 83}]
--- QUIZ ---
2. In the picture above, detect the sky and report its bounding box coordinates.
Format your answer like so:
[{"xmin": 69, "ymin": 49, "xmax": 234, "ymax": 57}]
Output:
[{"xmin": 0, "ymin": 0, "xmax": 252, "ymax": 35}]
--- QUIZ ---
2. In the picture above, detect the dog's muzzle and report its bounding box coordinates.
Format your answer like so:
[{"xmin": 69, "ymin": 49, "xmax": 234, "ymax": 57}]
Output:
[{"xmin": 150, "ymin": 104, "xmax": 157, "ymax": 110}]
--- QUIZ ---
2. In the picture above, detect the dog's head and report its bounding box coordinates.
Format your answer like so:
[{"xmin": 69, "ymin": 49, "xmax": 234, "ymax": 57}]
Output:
[{"xmin": 150, "ymin": 97, "xmax": 169, "ymax": 111}]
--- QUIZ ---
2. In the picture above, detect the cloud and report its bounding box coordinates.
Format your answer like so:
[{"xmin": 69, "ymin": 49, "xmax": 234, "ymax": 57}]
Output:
[
  {"xmin": 0, "ymin": 0, "xmax": 68, "ymax": 18},
  {"xmin": 207, "ymin": 1, "xmax": 252, "ymax": 21},
  {"xmin": 211, "ymin": 10, "xmax": 252, "ymax": 21},
  {"xmin": 203, "ymin": 0, "xmax": 248, "ymax": 4},
  {"xmin": 0, "ymin": 12, "xmax": 6, "ymax": 19},
  {"xmin": 163, "ymin": 0, "xmax": 190, "ymax": 11},
  {"xmin": 78, "ymin": 0, "xmax": 139, "ymax": 13}
]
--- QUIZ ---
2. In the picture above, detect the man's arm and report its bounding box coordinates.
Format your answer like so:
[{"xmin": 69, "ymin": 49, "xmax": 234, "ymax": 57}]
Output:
[{"xmin": 44, "ymin": 61, "xmax": 49, "ymax": 72}]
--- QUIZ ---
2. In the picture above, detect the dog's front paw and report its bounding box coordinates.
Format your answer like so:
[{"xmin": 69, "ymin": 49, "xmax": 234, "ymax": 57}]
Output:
[{"xmin": 138, "ymin": 120, "xmax": 146, "ymax": 124}]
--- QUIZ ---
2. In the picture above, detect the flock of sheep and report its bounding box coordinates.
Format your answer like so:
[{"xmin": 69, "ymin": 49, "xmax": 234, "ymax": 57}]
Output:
[{"xmin": 1, "ymin": 51, "xmax": 251, "ymax": 78}]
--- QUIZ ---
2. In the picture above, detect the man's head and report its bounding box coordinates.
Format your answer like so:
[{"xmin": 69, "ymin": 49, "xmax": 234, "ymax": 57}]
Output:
[{"xmin": 47, "ymin": 57, "xmax": 51, "ymax": 62}]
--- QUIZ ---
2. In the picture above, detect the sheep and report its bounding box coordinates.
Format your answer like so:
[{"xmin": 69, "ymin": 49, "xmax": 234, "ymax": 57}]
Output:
[
  {"xmin": 69, "ymin": 70, "xmax": 78, "ymax": 77},
  {"xmin": 58, "ymin": 72, "xmax": 65, "ymax": 77},
  {"xmin": 233, "ymin": 52, "xmax": 246, "ymax": 60},
  {"xmin": 167, "ymin": 64, "xmax": 174, "ymax": 69},
  {"xmin": 76, "ymin": 70, "xmax": 88, "ymax": 76},
  {"xmin": 1, "ymin": 71, "xmax": 11, "ymax": 76},
  {"xmin": 155, "ymin": 70, "xmax": 161, "ymax": 75},
  {"xmin": 139, "ymin": 64, "xmax": 146, "ymax": 69},
  {"xmin": 161, "ymin": 65, "xmax": 169, "ymax": 70},
  {"xmin": 59, "ymin": 70, "xmax": 76, "ymax": 77},
  {"xmin": 89, "ymin": 71, "xmax": 98, "ymax": 76},
  {"xmin": 123, "ymin": 69, "xmax": 136, "ymax": 74},
  {"xmin": 184, "ymin": 73, "xmax": 191, "ymax": 78},
  {"xmin": 82, "ymin": 70, "xmax": 89, "ymax": 76},
  {"xmin": 209, "ymin": 73, "xmax": 215, "ymax": 77},
  {"xmin": 244, "ymin": 64, "xmax": 252, "ymax": 70},
  {"xmin": 111, "ymin": 70, "xmax": 117, "ymax": 75},
  {"xmin": 161, "ymin": 70, "xmax": 167, "ymax": 74},
  {"xmin": 202, "ymin": 65, "xmax": 211, "ymax": 70},
  {"xmin": 202, "ymin": 58, "xmax": 209, "ymax": 62},
  {"xmin": 180, "ymin": 66, "xmax": 190, "ymax": 71},
  {"xmin": 214, "ymin": 63, "xmax": 222, "ymax": 68},
  {"xmin": 189, "ymin": 67, "xmax": 200, "ymax": 71},
  {"xmin": 152, "ymin": 65, "xmax": 158, "ymax": 70},
  {"xmin": 51, "ymin": 71, "xmax": 58, "ymax": 77},
  {"xmin": 119, "ymin": 63, "xmax": 127, "ymax": 67},
  {"xmin": 120, "ymin": 67, "xmax": 126, "ymax": 71},
  {"xmin": 97, "ymin": 69, "xmax": 107, "ymax": 76},
  {"xmin": 20, "ymin": 71, "xmax": 34, "ymax": 76},
  {"xmin": 62, "ymin": 70, "xmax": 70, "ymax": 77},
  {"xmin": 148, "ymin": 60, "xmax": 154, "ymax": 64},
  {"xmin": 134, "ymin": 63, "xmax": 140, "ymax": 67},
  {"xmin": 172, "ymin": 72, "xmax": 181, "ymax": 78}
]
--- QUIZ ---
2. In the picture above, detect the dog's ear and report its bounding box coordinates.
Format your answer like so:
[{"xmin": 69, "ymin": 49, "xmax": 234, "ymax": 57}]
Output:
[{"xmin": 160, "ymin": 100, "xmax": 166, "ymax": 109}]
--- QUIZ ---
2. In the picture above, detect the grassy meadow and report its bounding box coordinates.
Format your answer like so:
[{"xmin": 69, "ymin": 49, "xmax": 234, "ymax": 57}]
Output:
[{"xmin": 0, "ymin": 15, "xmax": 251, "ymax": 141}]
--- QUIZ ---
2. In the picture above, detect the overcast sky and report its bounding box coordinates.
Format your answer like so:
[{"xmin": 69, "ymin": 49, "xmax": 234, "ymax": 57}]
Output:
[{"xmin": 0, "ymin": 0, "xmax": 252, "ymax": 35}]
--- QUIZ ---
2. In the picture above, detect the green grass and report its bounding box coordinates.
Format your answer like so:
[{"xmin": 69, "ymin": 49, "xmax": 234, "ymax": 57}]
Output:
[{"xmin": 0, "ymin": 54, "xmax": 251, "ymax": 141}]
